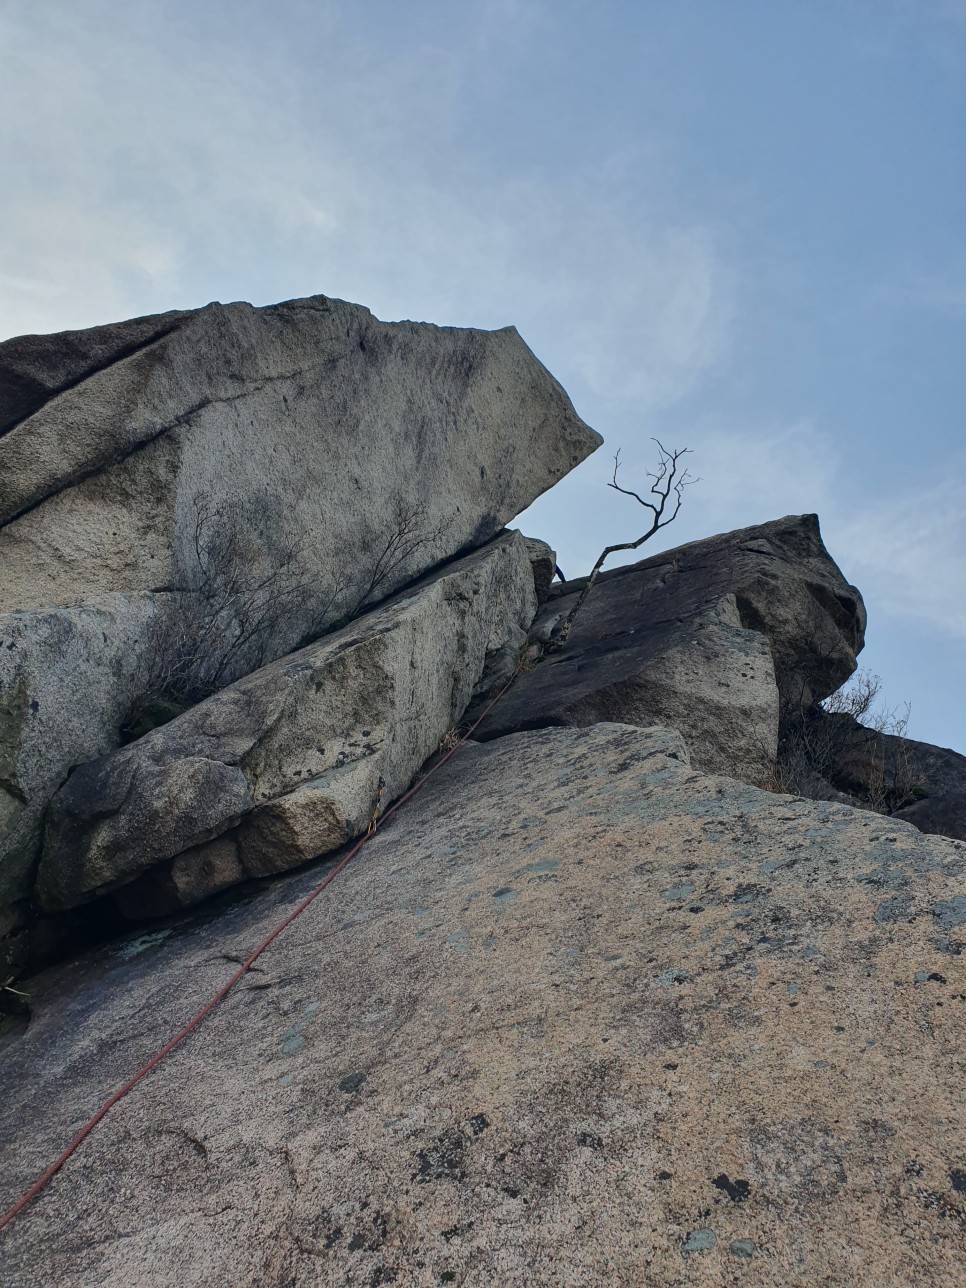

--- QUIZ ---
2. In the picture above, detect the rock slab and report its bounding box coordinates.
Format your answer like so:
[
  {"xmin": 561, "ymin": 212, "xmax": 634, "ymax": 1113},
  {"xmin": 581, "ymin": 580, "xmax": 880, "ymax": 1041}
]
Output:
[{"xmin": 2, "ymin": 723, "xmax": 965, "ymax": 1286}]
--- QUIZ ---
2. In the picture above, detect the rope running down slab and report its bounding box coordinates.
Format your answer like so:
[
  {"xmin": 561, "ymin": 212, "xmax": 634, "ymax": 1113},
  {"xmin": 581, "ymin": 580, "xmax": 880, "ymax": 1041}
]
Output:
[{"xmin": 0, "ymin": 663, "xmax": 522, "ymax": 1233}]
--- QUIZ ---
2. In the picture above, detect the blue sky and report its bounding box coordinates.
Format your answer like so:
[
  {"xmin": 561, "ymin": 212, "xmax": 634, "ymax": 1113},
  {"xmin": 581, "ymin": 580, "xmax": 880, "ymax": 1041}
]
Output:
[{"xmin": 2, "ymin": 0, "xmax": 964, "ymax": 749}]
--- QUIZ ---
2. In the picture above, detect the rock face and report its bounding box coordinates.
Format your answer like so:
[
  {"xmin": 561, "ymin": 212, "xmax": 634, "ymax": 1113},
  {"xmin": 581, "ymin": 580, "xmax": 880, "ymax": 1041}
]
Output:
[
  {"xmin": 0, "ymin": 296, "xmax": 598, "ymax": 957},
  {"xmin": 0, "ymin": 296, "xmax": 599, "ymax": 617},
  {"xmin": 35, "ymin": 531, "xmax": 537, "ymax": 916},
  {"xmin": 3, "ymin": 723, "xmax": 965, "ymax": 1286},
  {"xmin": 0, "ymin": 596, "xmax": 162, "ymax": 918},
  {"xmin": 476, "ymin": 514, "xmax": 865, "ymax": 783}
]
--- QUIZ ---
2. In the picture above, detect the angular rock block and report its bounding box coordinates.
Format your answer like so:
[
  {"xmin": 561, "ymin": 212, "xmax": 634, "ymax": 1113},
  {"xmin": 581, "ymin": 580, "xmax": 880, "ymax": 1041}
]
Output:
[
  {"xmin": 36, "ymin": 533, "xmax": 538, "ymax": 914},
  {"xmin": 0, "ymin": 295, "xmax": 600, "ymax": 618},
  {"xmin": 476, "ymin": 513, "xmax": 865, "ymax": 781}
]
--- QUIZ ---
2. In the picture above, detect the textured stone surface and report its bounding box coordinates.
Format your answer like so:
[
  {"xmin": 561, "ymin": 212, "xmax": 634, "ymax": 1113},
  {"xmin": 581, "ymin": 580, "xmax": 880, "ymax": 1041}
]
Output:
[
  {"xmin": 0, "ymin": 294, "xmax": 600, "ymax": 619},
  {"xmin": 113, "ymin": 835, "xmax": 247, "ymax": 920},
  {"xmin": 522, "ymin": 536, "xmax": 557, "ymax": 603},
  {"xmin": 476, "ymin": 514, "xmax": 864, "ymax": 781},
  {"xmin": 0, "ymin": 292, "xmax": 598, "ymax": 958},
  {"xmin": 35, "ymin": 533, "xmax": 537, "ymax": 915},
  {"xmin": 3, "ymin": 722, "xmax": 965, "ymax": 1286},
  {"xmin": 0, "ymin": 596, "xmax": 162, "ymax": 917},
  {"xmin": 0, "ymin": 308, "xmax": 191, "ymax": 438}
]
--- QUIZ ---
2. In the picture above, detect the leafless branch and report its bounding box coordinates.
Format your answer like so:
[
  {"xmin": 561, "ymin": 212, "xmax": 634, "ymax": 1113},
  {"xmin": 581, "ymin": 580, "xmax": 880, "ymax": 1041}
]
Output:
[
  {"xmin": 546, "ymin": 439, "xmax": 697, "ymax": 653},
  {"xmin": 345, "ymin": 501, "xmax": 451, "ymax": 620},
  {"xmin": 124, "ymin": 494, "xmax": 453, "ymax": 740}
]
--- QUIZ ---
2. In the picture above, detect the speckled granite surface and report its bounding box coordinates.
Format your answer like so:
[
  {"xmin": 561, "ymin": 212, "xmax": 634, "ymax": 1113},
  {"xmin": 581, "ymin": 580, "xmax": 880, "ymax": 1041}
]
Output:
[{"xmin": 2, "ymin": 723, "xmax": 965, "ymax": 1286}]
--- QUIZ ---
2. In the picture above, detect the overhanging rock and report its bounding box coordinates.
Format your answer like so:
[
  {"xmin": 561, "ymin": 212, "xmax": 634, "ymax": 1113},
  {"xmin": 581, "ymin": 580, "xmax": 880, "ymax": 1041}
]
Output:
[{"xmin": 0, "ymin": 295, "xmax": 600, "ymax": 619}]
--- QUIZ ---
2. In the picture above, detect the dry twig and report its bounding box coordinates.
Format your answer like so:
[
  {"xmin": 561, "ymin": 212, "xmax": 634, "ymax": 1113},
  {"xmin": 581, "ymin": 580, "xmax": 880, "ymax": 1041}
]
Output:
[{"xmin": 546, "ymin": 439, "xmax": 697, "ymax": 653}]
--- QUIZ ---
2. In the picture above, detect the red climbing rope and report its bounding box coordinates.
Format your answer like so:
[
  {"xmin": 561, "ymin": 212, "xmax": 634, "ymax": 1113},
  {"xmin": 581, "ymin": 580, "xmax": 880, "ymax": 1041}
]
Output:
[{"xmin": 0, "ymin": 662, "xmax": 523, "ymax": 1233}]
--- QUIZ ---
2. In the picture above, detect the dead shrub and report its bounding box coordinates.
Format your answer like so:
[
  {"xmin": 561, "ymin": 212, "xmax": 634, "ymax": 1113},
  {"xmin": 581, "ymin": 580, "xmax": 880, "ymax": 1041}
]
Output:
[{"xmin": 122, "ymin": 495, "xmax": 451, "ymax": 740}]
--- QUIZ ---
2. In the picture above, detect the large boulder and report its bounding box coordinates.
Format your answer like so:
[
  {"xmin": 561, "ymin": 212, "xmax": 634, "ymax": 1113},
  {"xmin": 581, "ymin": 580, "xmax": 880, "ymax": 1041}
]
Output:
[
  {"xmin": 0, "ymin": 295, "xmax": 600, "ymax": 617},
  {"xmin": 3, "ymin": 722, "xmax": 965, "ymax": 1286},
  {"xmin": 0, "ymin": 296, "xmax": 598, "ymax": 949},
  {"xmin": 475, "ymin": 514, "xmax": 865, "ymax": 782},
  {"xmin": 35, "ymin": 532, "xmax": 537, "ymax": 917}
]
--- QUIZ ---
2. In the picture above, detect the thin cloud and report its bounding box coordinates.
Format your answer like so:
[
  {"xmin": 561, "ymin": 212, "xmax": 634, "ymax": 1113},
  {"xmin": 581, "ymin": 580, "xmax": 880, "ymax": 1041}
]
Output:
[
  {"xmin": 0, "ymin": 0, "xmax": 732, "ymax": 421},
  {"xmin": 832, "ymin": 480, "xmax": 966, "ymax": 639}
]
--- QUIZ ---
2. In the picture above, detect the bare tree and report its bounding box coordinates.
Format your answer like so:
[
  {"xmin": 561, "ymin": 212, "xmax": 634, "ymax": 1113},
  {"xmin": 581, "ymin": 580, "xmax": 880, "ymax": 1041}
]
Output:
[
  {"xmin": 822, "ymin": 669, "xmax": 917, "ymax": 812},
  {"xmin": 821, "ymin": 668, "xmax": 884, "ymax": 723},
  {"xmin": 546, "ymin": 439, "xmax": 697, "ymax": 653}
]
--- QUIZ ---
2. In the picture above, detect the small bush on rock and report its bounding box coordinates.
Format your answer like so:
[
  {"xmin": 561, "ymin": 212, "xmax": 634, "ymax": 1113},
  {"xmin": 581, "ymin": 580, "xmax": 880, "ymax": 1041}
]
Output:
[{"xmin": 769, "ymin": 668, "xmax": 921, "ymax": 814}]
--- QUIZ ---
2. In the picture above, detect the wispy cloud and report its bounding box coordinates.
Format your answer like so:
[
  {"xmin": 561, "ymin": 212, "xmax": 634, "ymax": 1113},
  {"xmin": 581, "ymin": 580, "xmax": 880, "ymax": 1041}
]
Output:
[
  {"xmin": 0, "ymin": 0, "xmax": 731, "ymax": 424},
  {"xmin": 673, "ymin": 419, "xmax": 966, "ymax": 641},
  {"xmin": 832, "ymin": 478, "xmax": 966, "ymax": 638}
]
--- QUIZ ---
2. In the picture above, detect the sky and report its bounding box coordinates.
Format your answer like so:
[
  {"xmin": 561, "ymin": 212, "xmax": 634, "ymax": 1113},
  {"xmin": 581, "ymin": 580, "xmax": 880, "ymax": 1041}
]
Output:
[{"xmin": 1, "ymin": 0, "xmax": 964, "ymax": 750}]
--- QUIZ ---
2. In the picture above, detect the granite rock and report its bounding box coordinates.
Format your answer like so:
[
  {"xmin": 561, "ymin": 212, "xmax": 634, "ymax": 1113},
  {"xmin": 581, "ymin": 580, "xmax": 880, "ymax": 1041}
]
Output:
[
  {"xmin": 2, "ymin": 722, "xmax": 964, "ymax": 1286},
  {"xmin": 776, "ymin": 710, "xmax": 966, "ymax": 843},
  {"xmin": 0, "ymin": 596, "xmax": 162, "ymax": 920},
  {"xmin": 0, "ymin": 295, "xmax": 600, "ymax": 620},
  {"xmin": 475, "ymin": 513, "xmax": 865, "ymax": 781},
  {"xmin": 0, "ymin": 292, "xmax": 598, "ymax": 957},
  {"xmin": 35, "ymin": 532, "xmax": 537, "ymax": 915}
]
